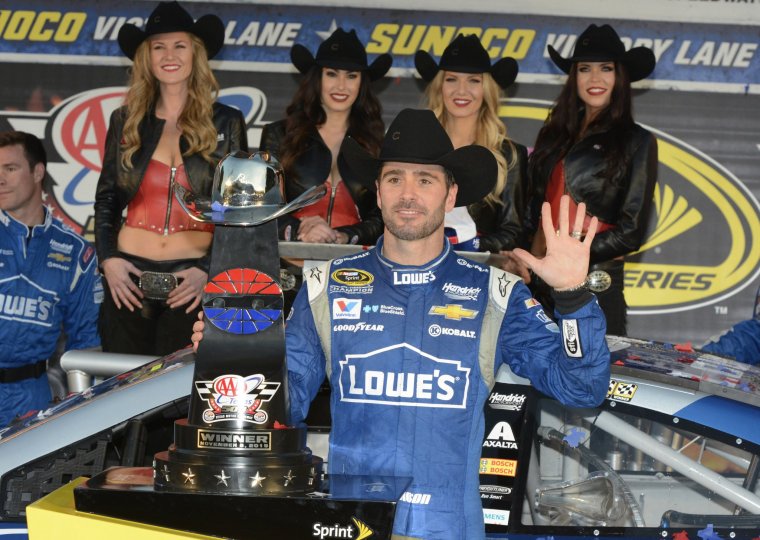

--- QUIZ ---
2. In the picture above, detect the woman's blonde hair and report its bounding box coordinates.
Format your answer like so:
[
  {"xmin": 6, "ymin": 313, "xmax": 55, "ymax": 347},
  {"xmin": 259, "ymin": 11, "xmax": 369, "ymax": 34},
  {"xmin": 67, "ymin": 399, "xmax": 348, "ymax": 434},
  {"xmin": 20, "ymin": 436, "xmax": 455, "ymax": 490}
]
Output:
[
  {"xmin": 423, "ymin": 70, "xmax": 516, "ymax": 208},
  {"xmin": 121, "ymin": 33, "xmax": 220, "ymax": 169}
]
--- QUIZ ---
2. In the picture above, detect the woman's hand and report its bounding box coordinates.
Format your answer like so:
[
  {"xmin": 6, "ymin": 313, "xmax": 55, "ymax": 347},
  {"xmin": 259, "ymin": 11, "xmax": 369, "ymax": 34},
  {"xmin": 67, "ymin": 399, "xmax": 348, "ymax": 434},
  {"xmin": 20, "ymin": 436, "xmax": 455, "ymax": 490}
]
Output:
[
  {"xmin": 513, "ymin": 195, "xmax": 597, "ymax": 290},
  {"xmin": 191, "ymin": 311, "xmax": 205, "ymax": 352},
  {"xmin": 297, "ymin": 216, "xmax": 347, "ymax": 244},
  {"xmin": 497, "ymin": 251, "xmax": 531, "ymax": 282},
  {"xmin": 102, "ymin": 257, "xmax": 143, "ymax": 311},
  {"xmin": 167, "ymin": 267, "xmax": 208, "ymax": 313}
]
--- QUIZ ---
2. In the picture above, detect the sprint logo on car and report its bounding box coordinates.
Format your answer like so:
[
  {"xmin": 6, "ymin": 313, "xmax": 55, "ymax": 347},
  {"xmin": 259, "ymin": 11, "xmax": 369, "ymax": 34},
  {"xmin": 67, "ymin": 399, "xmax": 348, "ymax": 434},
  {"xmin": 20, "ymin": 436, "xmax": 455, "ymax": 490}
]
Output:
[
  {"xmin": 338, "ymin": 343, "xmax": 470, "ymax": 408},
  {"xmin": 312, "ymin": 517, "xmax": 373, "ymax": 539}
]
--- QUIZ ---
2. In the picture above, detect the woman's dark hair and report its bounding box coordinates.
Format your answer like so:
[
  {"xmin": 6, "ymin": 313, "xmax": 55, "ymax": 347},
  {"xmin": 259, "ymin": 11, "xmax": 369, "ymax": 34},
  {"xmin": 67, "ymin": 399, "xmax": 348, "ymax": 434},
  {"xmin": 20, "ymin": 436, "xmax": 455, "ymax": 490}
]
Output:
[
  {"xmin": 279, "ymin": 66, "xmax": 384, "ymax": 178},
  {"xmin": 529, "ymin": 62, "xmax": 634, "ymax": 189}
]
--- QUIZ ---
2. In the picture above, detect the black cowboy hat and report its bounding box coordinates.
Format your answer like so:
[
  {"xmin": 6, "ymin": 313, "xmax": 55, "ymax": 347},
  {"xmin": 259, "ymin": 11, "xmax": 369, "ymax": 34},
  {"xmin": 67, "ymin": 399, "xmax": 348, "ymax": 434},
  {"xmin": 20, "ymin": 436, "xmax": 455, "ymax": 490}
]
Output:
[
  {"xmin": 415, "ymin": 34, "xmax": 518, "ymax": 89},
  {"xmin": 340, "ymin": 109, "xmax": 496, "ymax": 207},
  {"xmin": 118, "ymin": 1, "xmax": 225, "ymax": 60},
  {"xmin": 547, "ymin": 24, "xmax": 656, "ymax": 82},
  {"xmin": 290, "ymin": 28, "xmax": 392, "ymax": 82}
]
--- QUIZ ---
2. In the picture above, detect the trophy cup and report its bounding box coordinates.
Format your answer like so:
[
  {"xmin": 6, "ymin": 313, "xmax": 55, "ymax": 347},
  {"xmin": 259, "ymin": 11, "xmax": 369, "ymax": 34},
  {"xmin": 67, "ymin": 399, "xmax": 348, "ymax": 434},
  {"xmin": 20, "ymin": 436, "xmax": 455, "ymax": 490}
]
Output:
[{"xmin": 153, "ymin": 150, "xmax": 326, "ymax": 495}]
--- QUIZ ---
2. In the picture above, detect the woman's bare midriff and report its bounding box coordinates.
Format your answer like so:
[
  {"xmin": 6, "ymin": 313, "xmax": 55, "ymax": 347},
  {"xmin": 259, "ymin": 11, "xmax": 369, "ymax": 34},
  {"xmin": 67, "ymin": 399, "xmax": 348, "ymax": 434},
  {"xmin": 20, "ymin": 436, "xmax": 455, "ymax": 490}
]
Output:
[{"xmin": 117, "ymin": 226, "xmax": 212, "ymax": 261}]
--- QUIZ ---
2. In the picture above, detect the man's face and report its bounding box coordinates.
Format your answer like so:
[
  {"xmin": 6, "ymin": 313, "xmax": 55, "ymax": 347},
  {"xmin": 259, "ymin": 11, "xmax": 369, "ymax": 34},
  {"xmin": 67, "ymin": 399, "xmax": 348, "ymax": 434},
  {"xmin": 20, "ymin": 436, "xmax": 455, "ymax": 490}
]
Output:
[
  {"xmin": 376, "ymin": 161, "xmax": 457, "ymax": 242},
  {"xmin": 0, "ymin": 144, "xmax": 43, "ymax": 218}
]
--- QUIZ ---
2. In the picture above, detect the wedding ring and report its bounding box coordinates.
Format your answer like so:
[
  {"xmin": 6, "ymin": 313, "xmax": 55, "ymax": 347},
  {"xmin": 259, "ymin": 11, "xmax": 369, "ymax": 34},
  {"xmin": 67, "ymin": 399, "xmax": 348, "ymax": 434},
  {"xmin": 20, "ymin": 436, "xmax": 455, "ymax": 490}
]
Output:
[
  {"xmin": 555, "ymin": 230, "xmax": 561, "ymax": 237},
  {"xmin": 570, "ymin": 231, "xmax": 583, "ymax": 239}
]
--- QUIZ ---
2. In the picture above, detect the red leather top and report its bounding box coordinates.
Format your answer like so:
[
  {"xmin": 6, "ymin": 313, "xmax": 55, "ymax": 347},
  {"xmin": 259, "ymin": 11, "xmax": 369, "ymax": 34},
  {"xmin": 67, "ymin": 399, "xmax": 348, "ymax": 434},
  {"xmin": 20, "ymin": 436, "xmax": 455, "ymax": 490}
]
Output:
[
  {"xmin": 545, "ymin": 160, "xmax": 615, "ymax": 234},
  {"xmin": 292, "ymin": 180, "xmax": 360, "ymax": 228},
  {"xmin": 126, "ymin": 160, "xmax": 214, "ymax": 234}
]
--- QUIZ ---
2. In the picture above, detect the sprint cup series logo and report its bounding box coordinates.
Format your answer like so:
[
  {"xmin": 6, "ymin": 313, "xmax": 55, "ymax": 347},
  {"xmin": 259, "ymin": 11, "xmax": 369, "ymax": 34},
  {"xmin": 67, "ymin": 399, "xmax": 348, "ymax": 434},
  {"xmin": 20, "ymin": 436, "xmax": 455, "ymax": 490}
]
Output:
[
  {"xmin": 0, "ymin": 86, "xmax": 262, "ymax": 238},
  {"xmin": 502, "ymin": 98, "xmax": 760, "ymax": 314}
]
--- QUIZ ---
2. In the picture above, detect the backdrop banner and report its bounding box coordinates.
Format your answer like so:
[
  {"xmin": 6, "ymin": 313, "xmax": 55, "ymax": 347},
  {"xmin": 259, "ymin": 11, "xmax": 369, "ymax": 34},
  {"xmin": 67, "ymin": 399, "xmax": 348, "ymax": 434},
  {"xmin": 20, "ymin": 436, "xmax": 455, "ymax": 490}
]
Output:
[{"xmin": 1, "ymin": 0, "xmax": 758, "ymax": 344}]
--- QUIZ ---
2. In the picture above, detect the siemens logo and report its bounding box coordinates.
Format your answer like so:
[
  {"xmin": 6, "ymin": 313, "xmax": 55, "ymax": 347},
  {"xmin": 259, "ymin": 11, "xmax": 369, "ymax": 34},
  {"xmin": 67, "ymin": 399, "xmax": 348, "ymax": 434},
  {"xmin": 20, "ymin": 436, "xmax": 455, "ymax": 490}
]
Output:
[{"xmin": 338, "ymin": 343, "xmax": 470, "ymax": 408}]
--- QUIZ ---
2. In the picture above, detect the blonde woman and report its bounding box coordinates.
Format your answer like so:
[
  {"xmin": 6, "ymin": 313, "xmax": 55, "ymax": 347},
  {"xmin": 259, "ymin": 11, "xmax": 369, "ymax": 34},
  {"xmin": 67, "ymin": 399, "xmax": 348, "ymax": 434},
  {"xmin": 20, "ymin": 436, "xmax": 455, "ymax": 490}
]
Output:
[
  {"xmin": 95, "ymin": 1, "xmax": 247, "ymax": 355},
  {"xmin": 415, "ymin": 34, "xmax": 529, "ymax": 262}
]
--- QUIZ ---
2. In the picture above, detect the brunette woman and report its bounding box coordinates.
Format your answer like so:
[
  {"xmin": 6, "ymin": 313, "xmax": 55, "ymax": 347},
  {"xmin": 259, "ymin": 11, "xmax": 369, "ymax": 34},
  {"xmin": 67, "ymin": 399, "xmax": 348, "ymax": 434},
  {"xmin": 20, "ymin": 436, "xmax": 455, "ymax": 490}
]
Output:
[
  {"xmin": 259, "ymin": 28, "xmax": 391, "ymax": 246},
  {"xmin": 528, "ymin": 24, "xmax": 658, "ymax": 335},
  {"xmin": 95, "ymin": 1, "xmax": 248, "ymax": 355}
]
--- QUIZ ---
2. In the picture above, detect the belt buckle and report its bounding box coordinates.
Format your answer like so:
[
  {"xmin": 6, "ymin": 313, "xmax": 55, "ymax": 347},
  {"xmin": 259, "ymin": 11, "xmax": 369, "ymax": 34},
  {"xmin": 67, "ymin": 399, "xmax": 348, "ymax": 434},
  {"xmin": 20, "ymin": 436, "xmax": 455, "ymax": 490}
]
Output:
[
  {"xmin": 139, "ymin": 271, "xmax": 178, "ymax": 300},
  {"xmin": 586, "ymin": 269, "xmax": 612, "ymax": 293}
]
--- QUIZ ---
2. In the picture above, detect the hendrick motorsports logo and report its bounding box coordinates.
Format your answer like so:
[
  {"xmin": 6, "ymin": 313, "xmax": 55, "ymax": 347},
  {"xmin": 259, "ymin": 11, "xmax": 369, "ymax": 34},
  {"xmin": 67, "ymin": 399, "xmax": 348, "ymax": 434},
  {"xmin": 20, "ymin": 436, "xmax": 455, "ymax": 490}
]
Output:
[{"xmin": 502, "ymin": 98, "xmax": 760, "ymax": 314}]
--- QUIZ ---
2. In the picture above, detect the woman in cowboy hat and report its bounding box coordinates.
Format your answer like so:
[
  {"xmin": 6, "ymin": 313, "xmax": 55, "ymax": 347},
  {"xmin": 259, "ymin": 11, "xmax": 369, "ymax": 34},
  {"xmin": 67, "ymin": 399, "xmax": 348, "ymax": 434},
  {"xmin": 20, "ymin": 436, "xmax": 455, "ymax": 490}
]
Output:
[
  {"xmin": 95, "ymin": 1, "xmax": 248, "ymax": 356},
  {"xmin": 527, "ymin": 23, "xmax": 658, "ymax": 336},
  {"xmin": 415, "ymin": 34, "xmax": 530, "ymax": 269},
  {"xmin": 259, "ymin": 28, "xmax": 391, "ymax": 247}
]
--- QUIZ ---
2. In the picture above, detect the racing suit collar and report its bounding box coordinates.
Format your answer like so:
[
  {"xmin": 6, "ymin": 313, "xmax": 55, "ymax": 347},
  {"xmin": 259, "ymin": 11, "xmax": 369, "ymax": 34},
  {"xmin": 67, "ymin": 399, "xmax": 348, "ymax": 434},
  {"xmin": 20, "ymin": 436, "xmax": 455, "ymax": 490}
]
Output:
[
  {"xmin": 0, "ymin": 207, "xmax": 53, "ymax": 237},
  {"xmin": 374, "ymin": 234, "xmax": 452, "ymax": 274}
]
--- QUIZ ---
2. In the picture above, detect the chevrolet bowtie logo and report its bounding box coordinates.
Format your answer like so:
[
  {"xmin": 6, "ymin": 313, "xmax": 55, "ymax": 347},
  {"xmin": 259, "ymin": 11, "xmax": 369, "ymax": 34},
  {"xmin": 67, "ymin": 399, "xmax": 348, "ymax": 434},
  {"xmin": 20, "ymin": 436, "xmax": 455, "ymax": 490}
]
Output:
[{"xmin": 429, "ymin": 304, "xmax": 478, "ymax": 320}]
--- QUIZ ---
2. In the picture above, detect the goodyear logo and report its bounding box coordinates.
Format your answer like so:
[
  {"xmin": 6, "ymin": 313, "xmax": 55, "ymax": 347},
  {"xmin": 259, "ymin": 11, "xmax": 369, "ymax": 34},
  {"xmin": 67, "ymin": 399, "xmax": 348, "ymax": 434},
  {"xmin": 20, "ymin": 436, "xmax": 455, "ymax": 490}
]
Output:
[
  {"xmin": 502, "ymin": 98, "xmax": 760, "ymax": 314},
  {"xmin": 332, "ymin": 268, "xmax": 374, "ymax": 287}
]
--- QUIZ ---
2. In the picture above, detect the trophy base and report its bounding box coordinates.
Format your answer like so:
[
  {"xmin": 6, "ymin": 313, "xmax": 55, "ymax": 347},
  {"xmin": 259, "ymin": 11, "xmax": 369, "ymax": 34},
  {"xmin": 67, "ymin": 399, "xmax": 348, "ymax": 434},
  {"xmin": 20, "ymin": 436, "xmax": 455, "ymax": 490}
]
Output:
[{"xmin": 74, "ymin": 467, "xmax": 410, "ymax": 540}]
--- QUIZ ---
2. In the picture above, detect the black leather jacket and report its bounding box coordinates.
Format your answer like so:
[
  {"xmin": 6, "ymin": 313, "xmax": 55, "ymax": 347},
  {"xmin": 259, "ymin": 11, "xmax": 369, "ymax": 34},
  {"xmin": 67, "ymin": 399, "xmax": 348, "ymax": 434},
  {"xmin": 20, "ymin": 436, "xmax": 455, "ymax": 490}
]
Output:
[
  {"xmin": 530, "ymin": 124, "xmax": 658, "ymax": 264},
  {"xmin": 94, "ymin": 103, "xmax": 248, "ymax": 270},
  {"xmin": 259, "ymin": 120, "xmax": 382, "ymax": 245},
  {"xmin": 468, "ymin": 140, "xmax": 529, "ymax": 252}
]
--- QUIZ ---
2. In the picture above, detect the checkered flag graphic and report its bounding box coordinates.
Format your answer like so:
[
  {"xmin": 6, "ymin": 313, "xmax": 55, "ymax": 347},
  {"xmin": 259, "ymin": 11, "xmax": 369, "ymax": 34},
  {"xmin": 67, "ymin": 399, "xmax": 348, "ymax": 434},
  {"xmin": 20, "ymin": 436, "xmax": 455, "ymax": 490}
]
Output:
[{"xmin": 194, "ymin": 380, "xmax": 281, "ymax": 402}]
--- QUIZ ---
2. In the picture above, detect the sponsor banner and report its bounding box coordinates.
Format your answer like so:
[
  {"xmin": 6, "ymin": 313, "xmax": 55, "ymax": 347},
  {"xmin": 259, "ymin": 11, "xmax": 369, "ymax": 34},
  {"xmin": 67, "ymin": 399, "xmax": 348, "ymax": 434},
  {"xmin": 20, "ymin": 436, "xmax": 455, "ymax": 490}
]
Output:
[
  {"xmin": 0, "ymin": 1, "xmax": 758, "ymax": 88},
  {"xmin": 480, "ymin": 383, "xmax": 529, "ymax": 532}
]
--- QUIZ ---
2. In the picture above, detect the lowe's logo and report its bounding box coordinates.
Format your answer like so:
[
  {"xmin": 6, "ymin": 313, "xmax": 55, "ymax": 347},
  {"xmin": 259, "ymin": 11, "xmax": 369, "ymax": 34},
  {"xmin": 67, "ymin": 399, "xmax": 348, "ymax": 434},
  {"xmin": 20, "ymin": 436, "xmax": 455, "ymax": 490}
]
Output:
[{"xmin": 338, "ymin": 343, "xmax": 470, "ymax": 408}]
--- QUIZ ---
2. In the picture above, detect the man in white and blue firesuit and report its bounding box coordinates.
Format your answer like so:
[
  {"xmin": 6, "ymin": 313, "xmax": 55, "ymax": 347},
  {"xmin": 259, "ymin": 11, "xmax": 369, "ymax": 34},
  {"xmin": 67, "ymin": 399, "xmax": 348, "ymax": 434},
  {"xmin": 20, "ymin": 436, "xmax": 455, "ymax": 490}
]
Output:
[
  {"xmin": 193, "ymin": 109, "xmax": 610, "ymax": 539},
  {"xmin": 0, "ymin": 131, "xmax": 102, "ymax": 427}
]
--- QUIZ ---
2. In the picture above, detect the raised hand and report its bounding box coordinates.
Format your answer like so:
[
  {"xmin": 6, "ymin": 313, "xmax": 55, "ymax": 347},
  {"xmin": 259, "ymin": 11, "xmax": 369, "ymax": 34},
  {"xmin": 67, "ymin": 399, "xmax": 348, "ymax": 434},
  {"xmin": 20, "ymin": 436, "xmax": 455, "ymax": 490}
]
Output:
[{"xmin": 512, "ymin": 195, "xmax": 597, "ymax": 291}]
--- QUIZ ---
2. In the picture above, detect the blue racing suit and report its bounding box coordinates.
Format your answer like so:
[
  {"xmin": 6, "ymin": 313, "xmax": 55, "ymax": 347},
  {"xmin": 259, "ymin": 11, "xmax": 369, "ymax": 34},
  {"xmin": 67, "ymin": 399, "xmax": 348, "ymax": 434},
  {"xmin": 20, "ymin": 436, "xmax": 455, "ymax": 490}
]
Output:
[
  {"xmin": 285, "ymin": 237, "xmax": 610, "ymax": 539},
  {"xmin": 701, "ymin": 286, "xmax": 760, "ymax": 365},
  {"xmin": 0, "ymin": 209, "xmax": 102, "ymax": 427}
]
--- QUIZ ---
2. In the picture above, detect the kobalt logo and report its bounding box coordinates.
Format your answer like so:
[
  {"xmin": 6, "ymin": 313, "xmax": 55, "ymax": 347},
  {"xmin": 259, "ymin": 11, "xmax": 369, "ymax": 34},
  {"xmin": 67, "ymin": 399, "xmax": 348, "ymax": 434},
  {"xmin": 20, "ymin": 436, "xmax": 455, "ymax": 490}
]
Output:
[
  {"xmin": 441, "ymin": 282, "xmax": 480, "ymax": 301},
  {"xmin": 482, "ymin": 421, "xmax": 518, "ymax": 449},
  {"xmin": 503, "ymin": 98, "xmax": 760, "ymax": 314},
  {"xmin": 339, "ymin": 343, "xmax": 470, "ymax": 408},
  {"xmin": 333, "ymin": 322, "xmax": 384, "ymax": 332},
  {"xmin": 393, "ymin": 271, "xmax": 435, "ymax": 285},
  {"xmin": 428, "ymin": 324, "xmax": 476, "ymax": 339},
  {"xmin": 312, "ymin": 517, "xmax": 373, "ymax": 539}
]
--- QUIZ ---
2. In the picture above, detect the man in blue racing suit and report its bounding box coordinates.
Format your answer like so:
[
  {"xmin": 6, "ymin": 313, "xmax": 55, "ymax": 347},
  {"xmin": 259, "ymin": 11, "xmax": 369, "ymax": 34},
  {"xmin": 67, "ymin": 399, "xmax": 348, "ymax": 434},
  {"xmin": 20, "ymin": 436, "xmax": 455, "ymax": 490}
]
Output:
[
  {"xmin": 0, "ymin": 131, "xmax": 102, "ymax": 427},
  {"xmin": 701, "ymin": 286, "xmax": 760, "ymax": 365},
  {"xmin": 193, "ymin": 109, "xmax": 610, "ymax": 539}
]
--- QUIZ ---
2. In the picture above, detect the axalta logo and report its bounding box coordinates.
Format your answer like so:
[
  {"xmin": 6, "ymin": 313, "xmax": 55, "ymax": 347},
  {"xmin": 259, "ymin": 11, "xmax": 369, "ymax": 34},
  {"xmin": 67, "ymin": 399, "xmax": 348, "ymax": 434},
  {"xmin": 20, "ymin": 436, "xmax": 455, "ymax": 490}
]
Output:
[
  {"xmin": 332, "ymin": 269, "xmax": 374, "ymax": 286},
  {"xmin": 0, "ymin": 87, "xmax": 261, "ymax": 238},
  {"xmin": 393, "ymin": 271, "xmax": 435, "ymax": 285},
  {"xmin": 312, "ymin": 517, "xmax": 373, "ymax": 540},
  {"xmin": 338, "ymin": 343, "xmax": 470, "ymax": 408},
  {"xmin": 442, "ymin": 282, "xmax": 481, "ymax": 301},
  {"xmin": 482, "ymin": 421, "xmax": 518, "ymax": 449},
  {"xmin": 502, "ymin": 98, "xmax": 760, "ymax": 314}
]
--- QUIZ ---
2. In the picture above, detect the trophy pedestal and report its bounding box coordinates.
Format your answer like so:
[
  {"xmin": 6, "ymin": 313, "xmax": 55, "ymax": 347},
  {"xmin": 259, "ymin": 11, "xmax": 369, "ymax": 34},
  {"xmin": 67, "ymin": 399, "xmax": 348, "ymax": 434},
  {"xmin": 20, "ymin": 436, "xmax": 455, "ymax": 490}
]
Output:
[{"xmin": 72, "ymin": 467, "xmax": 409, "ymax": 539}]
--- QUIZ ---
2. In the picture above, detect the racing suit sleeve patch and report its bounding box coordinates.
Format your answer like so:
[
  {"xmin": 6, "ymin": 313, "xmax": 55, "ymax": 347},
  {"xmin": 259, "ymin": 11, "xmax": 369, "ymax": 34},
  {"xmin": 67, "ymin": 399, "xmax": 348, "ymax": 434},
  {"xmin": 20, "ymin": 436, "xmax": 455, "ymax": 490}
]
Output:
[{"xmin": 562, "ymin": 319, "xmax": 583, "ymax": 358}]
